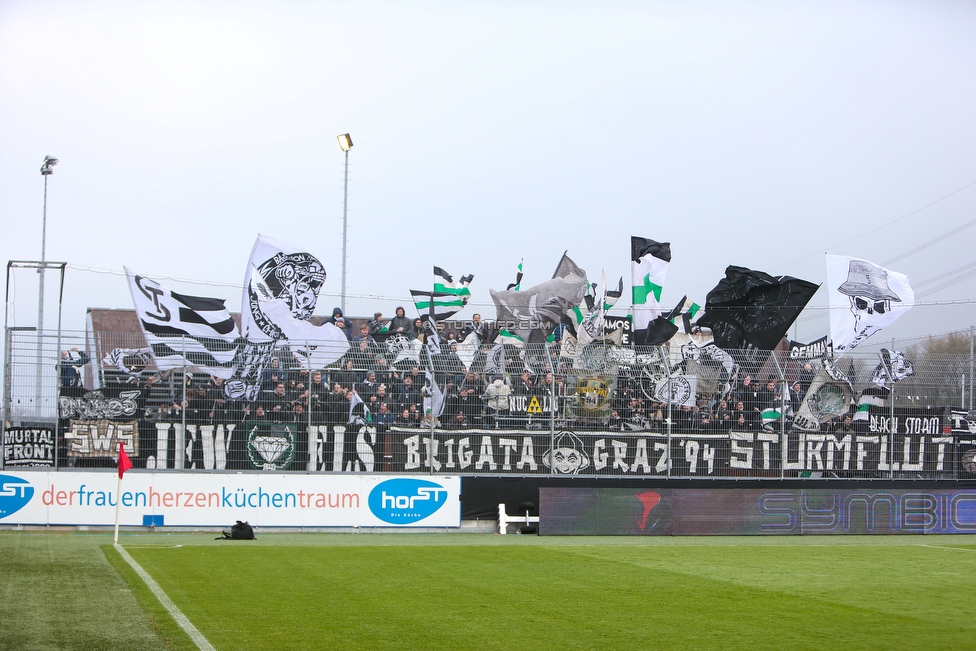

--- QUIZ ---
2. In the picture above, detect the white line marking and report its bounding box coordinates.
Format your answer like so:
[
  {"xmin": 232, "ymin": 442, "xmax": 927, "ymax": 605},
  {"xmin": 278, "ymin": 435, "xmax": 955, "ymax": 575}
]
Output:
[
  {"xmin": 920, "ymin": 544, "xmax": 976, "ymax": 553},
  {"xmin": 115, "ymin": 544, "xmax": 216, "ymax": 651}
]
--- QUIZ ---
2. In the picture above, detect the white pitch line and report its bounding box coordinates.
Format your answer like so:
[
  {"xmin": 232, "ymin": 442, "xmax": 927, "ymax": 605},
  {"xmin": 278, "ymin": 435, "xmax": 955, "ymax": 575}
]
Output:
[
  {"xmin": 115, "ymin": 544, "xmax": 216, "ymax": 651},
  {"xmin": 920, "ymin": 543, "xmax": 976, "ymax": 553}
]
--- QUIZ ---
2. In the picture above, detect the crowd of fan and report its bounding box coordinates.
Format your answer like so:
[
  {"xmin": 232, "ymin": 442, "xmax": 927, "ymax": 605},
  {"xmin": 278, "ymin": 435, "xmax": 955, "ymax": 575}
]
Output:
[{"xmin": 85, "ymin": 309, "xmax": 862, "ymax": 435}]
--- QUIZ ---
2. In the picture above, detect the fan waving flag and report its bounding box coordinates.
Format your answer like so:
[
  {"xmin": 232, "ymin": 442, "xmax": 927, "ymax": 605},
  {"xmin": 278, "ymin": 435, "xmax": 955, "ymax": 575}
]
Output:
[
  {"xmin": 117, "ymin": 441, "xmax": 133, "ymax": 479},
  {"xmin": 827, "ymin": 255, "xmax": 914, "ymax": 357},
  {"xmin": 631, "ymin": 237, "xmax": 671, "ymax": 341},
  {"xmin": 695, "ymin": 266, "xmax": 819, "ymax": 353},
  {"xmin": 125, "ymin": 268, "xmax": 240, "ymax": 378}
]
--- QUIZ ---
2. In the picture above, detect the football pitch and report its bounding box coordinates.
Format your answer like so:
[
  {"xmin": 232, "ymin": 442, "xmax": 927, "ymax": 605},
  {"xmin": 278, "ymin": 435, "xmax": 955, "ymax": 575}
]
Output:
[{"xmin": 1, "ymin": 531, "xmax": 973, "ymax": 650}]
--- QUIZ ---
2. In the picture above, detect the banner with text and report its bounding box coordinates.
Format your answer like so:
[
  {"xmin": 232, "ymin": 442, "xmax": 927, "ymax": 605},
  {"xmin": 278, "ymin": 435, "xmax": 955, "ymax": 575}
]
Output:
[{"xmin": 0, "ymin": 471, "xmax": 460, "ymax": 528}]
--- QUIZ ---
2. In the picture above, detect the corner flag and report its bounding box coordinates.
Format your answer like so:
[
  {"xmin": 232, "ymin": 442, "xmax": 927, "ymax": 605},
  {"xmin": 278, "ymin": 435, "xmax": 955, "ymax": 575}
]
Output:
[{"xmin": 118, "ymin": 441, "xmax": 133, "ymax": 479}]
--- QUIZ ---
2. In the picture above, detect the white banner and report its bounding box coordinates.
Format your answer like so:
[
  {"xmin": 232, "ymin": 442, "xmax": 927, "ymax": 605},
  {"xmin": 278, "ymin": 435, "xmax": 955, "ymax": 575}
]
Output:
[{"xmin": 0, "ymin": 472, "xmax": 460, "ymax": 528}]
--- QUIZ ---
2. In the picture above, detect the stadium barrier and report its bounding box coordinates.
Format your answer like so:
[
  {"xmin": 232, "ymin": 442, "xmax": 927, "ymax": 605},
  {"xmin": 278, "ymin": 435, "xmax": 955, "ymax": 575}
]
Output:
[{"xmin": 4, "ymin": 327, "xmax": 976, "ymax": 481}]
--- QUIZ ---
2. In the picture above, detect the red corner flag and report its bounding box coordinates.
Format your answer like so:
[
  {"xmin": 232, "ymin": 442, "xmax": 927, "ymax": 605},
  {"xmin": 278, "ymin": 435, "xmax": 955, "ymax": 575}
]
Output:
[{"xmin": 118, "ymin": 441, "xmax": 133, "ymax": 479}]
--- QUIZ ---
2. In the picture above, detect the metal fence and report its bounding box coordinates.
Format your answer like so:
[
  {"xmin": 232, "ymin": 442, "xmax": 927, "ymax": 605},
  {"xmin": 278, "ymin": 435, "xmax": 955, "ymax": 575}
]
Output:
[{"xmin": 3, "ymin": 327, "xmax": 975, "ymax": 480}]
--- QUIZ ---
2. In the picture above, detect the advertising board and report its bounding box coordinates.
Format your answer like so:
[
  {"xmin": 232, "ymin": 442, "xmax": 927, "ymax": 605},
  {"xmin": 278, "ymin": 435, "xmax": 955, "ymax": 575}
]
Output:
[{"xmin": 0, "ymin": 471, "xmax": 460, "ymax": 528}]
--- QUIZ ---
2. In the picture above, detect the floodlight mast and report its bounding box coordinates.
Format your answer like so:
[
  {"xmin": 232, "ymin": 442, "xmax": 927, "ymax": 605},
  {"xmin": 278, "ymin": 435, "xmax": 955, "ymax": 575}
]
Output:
[
  {"xmin": 37, "ymin": 156, "xmax": 58, "ymax": 413},
  {"xmin": 38, "ymin": 156, "xmax": 58, "ymax": 327},
  {"xmin": 337, "ymin": 134, "xmax": 353, "ymax": 314}
]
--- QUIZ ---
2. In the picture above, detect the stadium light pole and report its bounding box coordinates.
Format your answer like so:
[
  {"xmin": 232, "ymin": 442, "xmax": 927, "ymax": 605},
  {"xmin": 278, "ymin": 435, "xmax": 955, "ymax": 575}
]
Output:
[
  {"xmin": 337, "ymin": 134, "xmax": 353, "ymax": 315},
  {"xmin": 37, "ymin": 156, "xmax": 58, "ymax": 410},
  {"xmin": 38, "ymin": 156, "xmax": 58, "ymax": 330}
]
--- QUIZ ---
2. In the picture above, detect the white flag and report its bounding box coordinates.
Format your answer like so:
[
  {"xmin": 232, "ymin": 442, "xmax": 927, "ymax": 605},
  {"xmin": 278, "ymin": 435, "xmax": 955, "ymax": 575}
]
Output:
[
  {"xmin": 241, "ymin": 235, "xmax": 348, "ymax": 369},
  {"xmin": 827, "ymin": 255, "xmax": 914, "ymax": 356},
  {"xmin": 241, "ymin": 234, "xmax": 327, "ymax": 343},
  {"xmin": 250, "ymin": 274, "xmax": 349, "ymax": 369}
]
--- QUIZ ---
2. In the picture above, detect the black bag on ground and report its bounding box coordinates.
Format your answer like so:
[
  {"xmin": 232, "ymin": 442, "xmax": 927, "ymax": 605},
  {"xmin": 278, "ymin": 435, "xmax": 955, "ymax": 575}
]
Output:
[{"xmin": 216, "ymin": 520, "xmax": 255, "ymax": 540}]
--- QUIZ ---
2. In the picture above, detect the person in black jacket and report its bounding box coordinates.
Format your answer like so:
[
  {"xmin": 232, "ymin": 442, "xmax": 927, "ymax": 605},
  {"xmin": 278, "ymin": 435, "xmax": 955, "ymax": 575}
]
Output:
[
  {"xmin": 389, "ymin": 306, "xmax": 416, "ymax": 338},
  {"xmin": 59, "ymin": 348, "xmax": 90, "ymax": 390}
]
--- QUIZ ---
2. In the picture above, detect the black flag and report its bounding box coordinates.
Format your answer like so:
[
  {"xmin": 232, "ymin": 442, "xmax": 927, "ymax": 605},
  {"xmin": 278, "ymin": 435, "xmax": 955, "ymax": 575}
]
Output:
[
  {"xmin": 696, "ymin": 266, "xmax": 819, "ymax": 352},
  {"xmin": 636, "ymin": 295, "xmax": 688, "ymax": 346}
]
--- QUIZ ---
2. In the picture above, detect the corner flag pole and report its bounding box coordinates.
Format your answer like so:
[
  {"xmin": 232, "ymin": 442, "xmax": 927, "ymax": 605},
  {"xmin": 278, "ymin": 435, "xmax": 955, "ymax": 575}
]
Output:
[
  {"xmin": 113, "ymin": 472, "xmax": 123, "ymax": 545},
  {"xmin": 114, "ymin": 441, "xmax": 132, "ymax": 545}
]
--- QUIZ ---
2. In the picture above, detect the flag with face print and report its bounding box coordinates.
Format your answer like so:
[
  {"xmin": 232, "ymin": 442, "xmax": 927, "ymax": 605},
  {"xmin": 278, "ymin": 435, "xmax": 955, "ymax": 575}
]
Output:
[{"xmin": 827, "ymin": 255, "xmax": 914, "ymax": 357}]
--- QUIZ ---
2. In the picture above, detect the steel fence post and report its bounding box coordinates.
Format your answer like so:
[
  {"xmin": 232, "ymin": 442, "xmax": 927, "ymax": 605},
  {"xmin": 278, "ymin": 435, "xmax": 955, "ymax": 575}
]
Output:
[{"xmin": 663, "ymin": 347, "xmax": 672, "ymax": 479}]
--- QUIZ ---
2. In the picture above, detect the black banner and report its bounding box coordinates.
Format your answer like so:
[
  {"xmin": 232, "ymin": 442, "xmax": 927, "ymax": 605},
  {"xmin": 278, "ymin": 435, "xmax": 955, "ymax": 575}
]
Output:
[
  {"xmin": 2, "ymin": 427, "xmax": 55, "ymax": 467},
  {"xmin": 381, "ymin": 424, "xmax": 956, "ymax": 477},
  {"xmin": 43, "ymin": 406, "xmax": 967, "ymax": 478},
  {"xmin": 950, "ymin": 409, "xmax": 976, "ymax": 477},
  {"xmin": 788, "ymin": 336, "xmax": 832, "ymax": 360},
  {"xmin": 600, "ymin": 316, "xmax": 632, "ymax": 345}
]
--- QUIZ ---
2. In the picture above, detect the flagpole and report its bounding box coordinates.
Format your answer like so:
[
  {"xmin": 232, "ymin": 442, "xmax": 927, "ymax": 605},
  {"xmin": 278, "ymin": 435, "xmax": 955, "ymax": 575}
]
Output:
[
  {"xmin": 114, "ymin": 441, "xmax": 132, "ymax": 545},
  {"xmin": 336, "ymin": 133, "xmax": 353, "ymax": 314},
  {"xmin": 113, "ymin": 472, "xmax": 122, "ymax": 545}
]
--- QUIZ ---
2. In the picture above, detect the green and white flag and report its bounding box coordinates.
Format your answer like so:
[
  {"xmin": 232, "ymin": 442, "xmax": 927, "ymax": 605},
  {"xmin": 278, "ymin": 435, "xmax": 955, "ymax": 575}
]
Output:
[
  {"xmin": 507, "ymin": 259, "xmax": 524, "ymax": 291},
  {"xmin": 760, "ymin": 384, "xmax": 791, "ymax": 429},
  {"xmin": 410, "ymin": 266, "xmax": 473, "ymax": 320},
  {"xmin": 565, "ymin": 281, "xmax": 594, "ymax": 336},
  {"xmin": 670, "ymin": 297, "xmax": 701, "ymax": 325},
  {"xmin": 496, "ymin": 328, "xmax": 525, "ymax": 348},
  {"xmin": 760, "ymin": 406, "xmax": 785, "ymax": 429},
  {"xmin": 631, "ymin": 236, "xmax": 671, "ymax": 333},
  {"xmin": 853, "ymin": 386, "xmax": 889, "ymax": 424}
]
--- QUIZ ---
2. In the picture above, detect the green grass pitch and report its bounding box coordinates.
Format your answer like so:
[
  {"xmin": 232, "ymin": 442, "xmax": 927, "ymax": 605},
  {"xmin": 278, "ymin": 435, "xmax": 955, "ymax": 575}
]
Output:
[{"xmin": 2, "ymin": 531, "xmax": 974, "ymax": 650}]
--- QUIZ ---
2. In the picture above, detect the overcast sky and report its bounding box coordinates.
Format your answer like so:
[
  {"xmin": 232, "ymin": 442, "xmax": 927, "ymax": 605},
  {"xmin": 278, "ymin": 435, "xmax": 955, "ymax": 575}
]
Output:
[{"xmin": 2, "ymin": 0, "xmax": 975, "ymax": 352}]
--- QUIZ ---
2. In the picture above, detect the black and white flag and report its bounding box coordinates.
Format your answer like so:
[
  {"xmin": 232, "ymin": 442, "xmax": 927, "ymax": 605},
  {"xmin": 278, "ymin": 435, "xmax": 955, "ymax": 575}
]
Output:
[
  {"xmin": 871, "ymin": 348, "xmax": 915, "ymax": 388},
  {"xmin": 102, "ymin": 347, "xmax": 153, "ymax": 378},
  {"xmin": 241, "ymin": 235, "xmax": 328, "ymax": 342},
  {"xmin": 241, "ymin": 235, "xmax": 348, "ymax": 369},
  {"xmin": 827, "ymin": 255, "xmax": 914, "ymax": 356},
  {"xmin": 125, "ymin": 268, "xmax": 239, "ymax": 378}
]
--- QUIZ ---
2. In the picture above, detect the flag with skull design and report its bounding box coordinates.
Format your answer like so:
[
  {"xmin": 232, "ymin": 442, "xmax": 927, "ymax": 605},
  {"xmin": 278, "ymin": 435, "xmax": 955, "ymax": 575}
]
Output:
[
  {"xmin": 826, "ymin": 255, "xmax": 914, "ymax": 357},
  {"xmin": 230, "ymin": 235, "xmax": 348, "ymax": 400}
]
